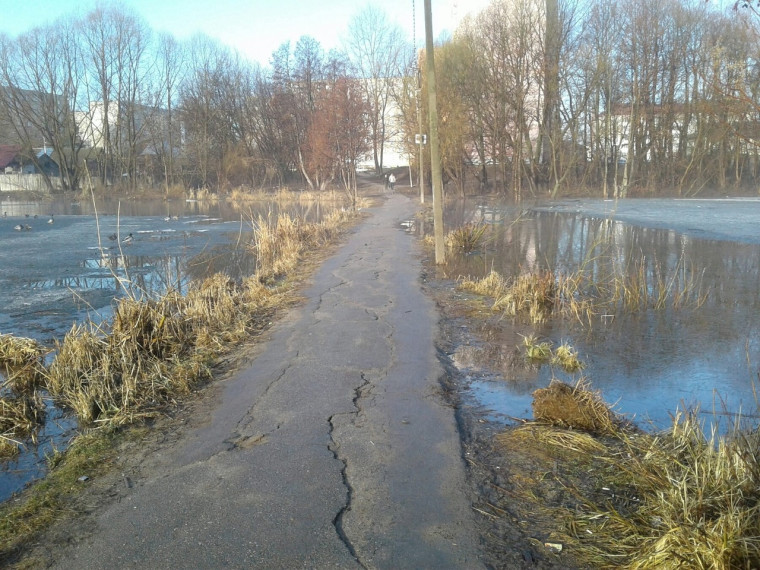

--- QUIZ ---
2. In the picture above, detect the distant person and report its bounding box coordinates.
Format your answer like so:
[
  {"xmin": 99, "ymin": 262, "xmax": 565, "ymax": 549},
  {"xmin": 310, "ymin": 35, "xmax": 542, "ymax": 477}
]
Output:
[
  {"xmin": 388, "ymin": 173, "xmax": 396, "ymax": 191},
  {"xmin": 384, "ymin": 173, "xmax": 389, "ymax": 190}
]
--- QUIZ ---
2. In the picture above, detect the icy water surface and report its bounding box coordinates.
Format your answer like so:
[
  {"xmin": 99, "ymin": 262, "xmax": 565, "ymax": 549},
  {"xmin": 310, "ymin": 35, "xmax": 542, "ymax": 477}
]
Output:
[
  {"xmin": 439, "ymin": 197, "xmax": 760, "ymax": 431},
  {"xmin": 0, "ymin": 195, "xmax": 334, "ymax": 501},
  {"xmin": 0, "ymin": 197, "xmax": 329, "ymax": 342}
]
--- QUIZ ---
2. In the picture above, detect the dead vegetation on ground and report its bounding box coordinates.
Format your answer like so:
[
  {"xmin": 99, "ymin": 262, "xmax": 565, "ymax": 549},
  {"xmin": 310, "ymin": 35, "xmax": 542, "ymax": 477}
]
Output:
[{"xmin": 496, "ymin": 378, "xmax": 760, "ymax": 569}]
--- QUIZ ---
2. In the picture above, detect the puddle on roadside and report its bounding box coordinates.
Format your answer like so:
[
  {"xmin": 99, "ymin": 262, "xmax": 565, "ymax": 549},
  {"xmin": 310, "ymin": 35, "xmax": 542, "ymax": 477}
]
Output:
[{"xmin": 437, "ymin": 199, "xmax": 760, "ymax": 433}]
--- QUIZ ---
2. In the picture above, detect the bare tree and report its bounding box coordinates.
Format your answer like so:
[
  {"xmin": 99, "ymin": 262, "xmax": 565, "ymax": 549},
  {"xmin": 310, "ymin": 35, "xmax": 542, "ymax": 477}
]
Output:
[
  {"xmin": 0, "ymin": 18, "xmax": 88, "ymax": 192},
  {"xmin": 144, "ymin": 33, "xmax": 187, "ymax": 193},
  {"xmin": 79, "ymin": 4, "xmax": 152, "ymax": 189},
  {"xmin": 346, "ymin": 5, "xmax": 407, "ymax": 174}
]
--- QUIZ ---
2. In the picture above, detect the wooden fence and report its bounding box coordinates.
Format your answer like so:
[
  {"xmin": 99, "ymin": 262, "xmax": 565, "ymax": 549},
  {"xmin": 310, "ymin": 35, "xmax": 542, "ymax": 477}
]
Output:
[{"xmin": 0, "ymin": 174, "xmax": 61, "ymax": 193}]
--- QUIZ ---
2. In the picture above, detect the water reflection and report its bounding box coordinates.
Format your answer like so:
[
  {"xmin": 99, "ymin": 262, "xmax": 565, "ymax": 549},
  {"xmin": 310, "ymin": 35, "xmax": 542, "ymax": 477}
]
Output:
[
  {"xmin": 0, "ymin": 194, "xmax": 330, "ymax": 221},
  {"xmin": 440, "ymin": 199, "xmax": 760, "ymax": 431},
  {"xmin": 0, "ymin": 197, "xmax": 329, "ymax": 343}
]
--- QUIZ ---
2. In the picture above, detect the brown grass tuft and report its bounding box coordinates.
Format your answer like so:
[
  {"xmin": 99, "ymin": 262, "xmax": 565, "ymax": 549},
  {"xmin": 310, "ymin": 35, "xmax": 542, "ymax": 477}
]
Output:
[
  {"xmin": 458, "ymin": 270, "xmax": 509, "ymax": 298},
  {"xmin": 532, "ymin": 378, "xmax": 623, "ymax": 436},
  {"xmin": 552, "ymin": 343, "xmax": 585, "ymax": 372},
  {"xmin": 0, "ymin": 334, "xmax": 46, "ymax": 393},
  {"xmin": 447, "ymin": 223, "xmax": 488, "ymax": 252},
  {"xmin": 0, "ymin": 393, "xmax": 45, "ymax": 457},
  {"xmin": 522, "ymin": 334, "xmax": 553, "ymax": 363},
  {"xmin": 493, "ymin": 272, "xmax": 557, "ymax": 324}
]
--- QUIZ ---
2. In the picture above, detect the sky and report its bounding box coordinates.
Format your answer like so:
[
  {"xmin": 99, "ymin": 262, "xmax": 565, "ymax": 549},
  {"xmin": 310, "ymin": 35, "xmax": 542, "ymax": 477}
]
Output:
[{"xmin": 1, "ymin": 0, "xmax": 492, "ymax": 67}]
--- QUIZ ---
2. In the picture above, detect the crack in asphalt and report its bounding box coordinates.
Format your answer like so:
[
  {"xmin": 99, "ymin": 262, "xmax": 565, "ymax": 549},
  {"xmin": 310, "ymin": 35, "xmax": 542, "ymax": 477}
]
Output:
[
  {"xmin": 206, "ymin": 361, "xmax": 294, "ymax": 461},
  {"xmin": 222, "ymin": 423, "xmax": 281, "ymax": 452},
  {"xmin": 313, "ymin": 279, "xmax": 349, "ymax": 317},
  {"xmin": 328, "ymin": 371, "xmax": 371, "ymax": 569}
]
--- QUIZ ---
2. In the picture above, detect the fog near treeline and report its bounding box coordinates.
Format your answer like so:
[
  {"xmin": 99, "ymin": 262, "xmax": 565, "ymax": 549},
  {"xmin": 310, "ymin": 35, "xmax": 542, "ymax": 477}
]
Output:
[{"xmin": 0, "ymin": 0, "xmax": 756, "ymax": 199}]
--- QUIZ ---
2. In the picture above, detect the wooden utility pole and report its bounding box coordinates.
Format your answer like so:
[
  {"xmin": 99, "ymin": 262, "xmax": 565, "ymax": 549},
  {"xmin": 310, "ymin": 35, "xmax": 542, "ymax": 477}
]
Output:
[
  {"xmin": 423, "ymin": 0, "xmax": 445, "ymax": 264},
  {"xmin": 417, "ymin": 69, "xmax": 425, "ymax": 205}
]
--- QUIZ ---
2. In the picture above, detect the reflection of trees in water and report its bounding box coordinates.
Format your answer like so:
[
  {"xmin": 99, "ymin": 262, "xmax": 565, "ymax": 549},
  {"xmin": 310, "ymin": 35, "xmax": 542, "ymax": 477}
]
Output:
[
  {"xmin": 446, "ymin": 206, "xmax": 760, "ymax": 365},
  {"xmin": 24, "ymin": 247, "xmax": 246, "ymax": 305},
  {"xmin": 25, "ymin": 254, "xmax": 191, "ymax": 299},
  {"xmin": 451, "ymin": 209, "xmax": 760, "ymax": 314},
  {"xmin": 187, "ymin": 244, "xmax": 256, "ymax": 283},
  {"xmin": 443, "ymin": 203, "xmax": 760, "ymax": 424}
]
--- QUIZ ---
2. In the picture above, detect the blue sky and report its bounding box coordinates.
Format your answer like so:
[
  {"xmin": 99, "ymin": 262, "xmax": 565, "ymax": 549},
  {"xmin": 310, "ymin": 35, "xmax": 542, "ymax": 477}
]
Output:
[{"xmin": 0, "ymin": 0, "xmax": 490, "ymax": 66}]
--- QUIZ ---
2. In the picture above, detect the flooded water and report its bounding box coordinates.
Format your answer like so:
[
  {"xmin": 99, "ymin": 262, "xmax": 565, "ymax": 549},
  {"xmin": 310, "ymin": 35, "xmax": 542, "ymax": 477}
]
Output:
[
  {"xmin": 0, "ymin": 194, "xmax": 335, "ymax": 501},
  {"xmin": 0, "ymin": 196, "xmax": 330, "ymax": 342},
  {"xmin": 437, "ymin": 197, "xmax": 760, "ymax": 432}
]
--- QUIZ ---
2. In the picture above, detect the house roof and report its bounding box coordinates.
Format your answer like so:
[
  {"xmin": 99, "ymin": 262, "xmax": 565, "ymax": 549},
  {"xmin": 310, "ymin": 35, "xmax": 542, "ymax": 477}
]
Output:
[
  {"xmin": 35, "ymin": 147, "xmax": 53, "ymax": 159},
  {"xmin": 0, "ymin": 145, "xmax": 21, "ymax": 170}
]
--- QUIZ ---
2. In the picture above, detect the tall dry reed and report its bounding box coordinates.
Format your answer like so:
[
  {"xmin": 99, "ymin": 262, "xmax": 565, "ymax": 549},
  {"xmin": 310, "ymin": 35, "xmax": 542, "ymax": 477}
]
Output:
[{"xmin": 43, "ymin": 207, "xmax": 355, "ymax": 427}]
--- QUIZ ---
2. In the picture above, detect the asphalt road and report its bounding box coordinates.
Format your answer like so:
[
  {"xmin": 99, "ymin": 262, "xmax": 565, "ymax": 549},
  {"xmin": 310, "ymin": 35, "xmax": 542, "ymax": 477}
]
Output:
[{"xmin": 50, "ymin": 191, "xmax": 484, "ymax": 569}]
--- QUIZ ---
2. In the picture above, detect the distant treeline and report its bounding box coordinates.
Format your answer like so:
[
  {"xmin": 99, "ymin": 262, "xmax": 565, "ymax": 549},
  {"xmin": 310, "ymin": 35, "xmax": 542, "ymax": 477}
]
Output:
[{"xmin": 1, "ymin": 1, "xmax": 758, "ymax": 198}]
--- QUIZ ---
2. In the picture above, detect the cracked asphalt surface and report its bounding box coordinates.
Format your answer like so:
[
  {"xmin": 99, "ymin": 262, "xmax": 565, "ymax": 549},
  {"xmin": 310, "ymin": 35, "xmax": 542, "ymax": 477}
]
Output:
[{"xmin": 49, "ymin": 191, "xmax": 484, "ymax": 569}]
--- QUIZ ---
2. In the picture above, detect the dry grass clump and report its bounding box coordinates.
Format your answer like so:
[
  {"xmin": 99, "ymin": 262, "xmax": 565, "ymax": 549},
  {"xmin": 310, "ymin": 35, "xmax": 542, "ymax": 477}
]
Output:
[
  {"xmin": 46, "ymin": 276, "xmax": 268, "ymax": 426},
  {"xmin": 0, "ymin": 335, "xmax": 47, "ymax": 450},
  {"xmin": 0, "ymin": 335, "xmax": 46, "ymax": 393},
  {"xmin": 301, "ymin": 208, "xmax": 355, "ymax": 246},
  {"xmin": 502, "ymin": 423, "xmax": 607, "ymax": 455},
  {"xmin": 0, "ymin": 393, "xmax": 45, "ymax": 457},
  {"xmin": 251, "ymin": 214, "xmax": 305, "ymax": 282},
  {"xmin": 455, "ymin": 253, "xmax": 705, "ymax": 329},
  {"xmin": 518, "ymin": 337, "xmax": 586, "ymax": 372},
  {"xmin": 499, "ymin": 378, "xmax": 760, "ymax": 569},
  {"xmin": 0, "ymin": 334, "xmax": 44, "ymax": 368},
  {"xmin": 447, "ymin": 223, "xmax": 488, "ymax": 252},
  {"xmin": 458, "ymin": 270, "xmax": 594, "ymax": 325},
  {"xmin": 546, "ymin": 411, "xmax": 760, "ymax": 569},
  {"xmin": 251, "ymin": 209, "xmax": 356, "ymax": 283},
  {"xmin": 458, "ymin": 270, "xmax": 509, "ymax": 298},
  {"xmin": 532, "ymin": 378, "xmax": 623, "ymax": 436},
  {"xmin": 521, "ymin": 337, "xmax": 585, "ymax": 372},
  {"xmin": 522, "ymin": 334, "xmax": 553, "ymax": 363},
  {"xmin": 552, "ymin": 343, "xmax": 584, "ymax": 372},
  {"xmin": 182, "ymin": 275, "xmax": 249, "ymax": 349},
  {"xmin": 493, "ymin": 271, "xmax": 557, "ymax": 324},
  {"xmin": 46, "ymin": 306, "xmax": 199, "ymax": 426}
]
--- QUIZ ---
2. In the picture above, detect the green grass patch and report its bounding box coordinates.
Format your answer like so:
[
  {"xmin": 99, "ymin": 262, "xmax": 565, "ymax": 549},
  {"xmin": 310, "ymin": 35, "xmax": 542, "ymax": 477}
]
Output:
[{"xmin": 0, "ymin": 429, "xmax": 117, "ymax": 564}]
